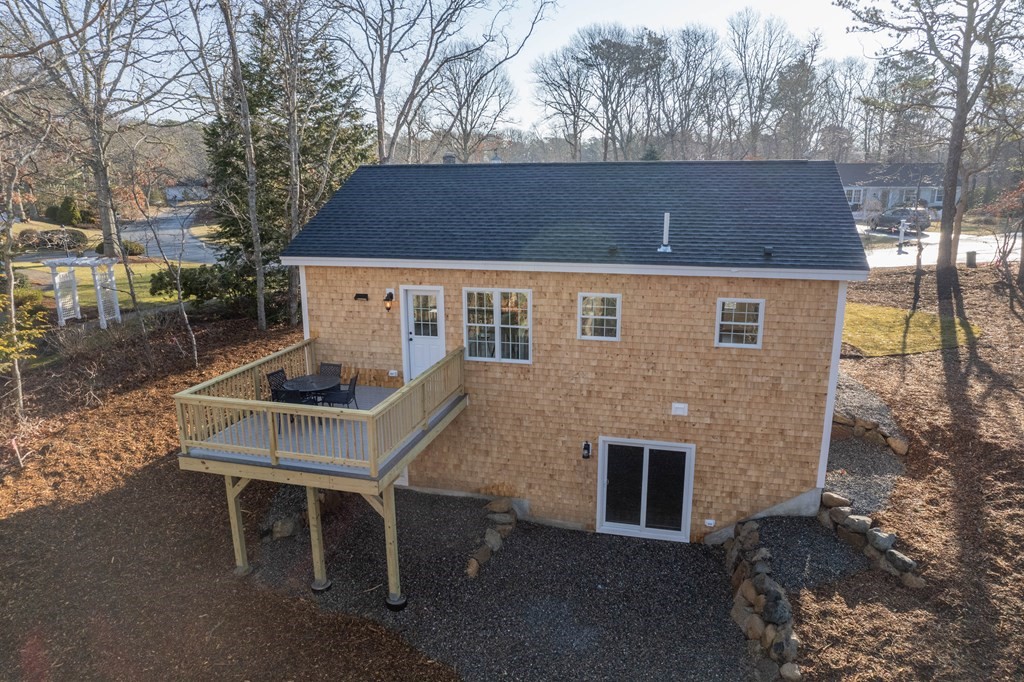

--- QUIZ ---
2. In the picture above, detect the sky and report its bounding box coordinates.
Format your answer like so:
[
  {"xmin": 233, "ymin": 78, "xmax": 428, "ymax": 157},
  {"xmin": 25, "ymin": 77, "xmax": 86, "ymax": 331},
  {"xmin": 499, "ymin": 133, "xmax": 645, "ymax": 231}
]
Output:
[{"xmin": 502, "ymin": 0, "xmax": 885, "ymax": 128}]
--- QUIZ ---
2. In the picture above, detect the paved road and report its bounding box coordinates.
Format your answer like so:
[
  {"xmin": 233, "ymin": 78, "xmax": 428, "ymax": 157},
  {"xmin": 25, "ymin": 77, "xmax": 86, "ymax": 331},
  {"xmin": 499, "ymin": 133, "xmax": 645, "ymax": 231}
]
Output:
[
  {"xmin": 121, "ymin": 205, "xmax": 219, "ymax": 264},
  {"xmin": 865, "ymin": 227, "xmax": 1022, "ymax": 269}
]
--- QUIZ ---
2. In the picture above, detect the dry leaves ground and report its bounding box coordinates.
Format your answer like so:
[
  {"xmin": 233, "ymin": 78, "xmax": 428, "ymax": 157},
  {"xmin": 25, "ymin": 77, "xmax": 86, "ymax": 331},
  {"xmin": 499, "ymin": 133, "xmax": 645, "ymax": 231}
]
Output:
[
  {"xmin": 0, "ymin": 319, "xmax": 456, "ymax": 681},
  {"xmin": 798, "ymin": 266, "xmax": 1024, "ymax": 681}
]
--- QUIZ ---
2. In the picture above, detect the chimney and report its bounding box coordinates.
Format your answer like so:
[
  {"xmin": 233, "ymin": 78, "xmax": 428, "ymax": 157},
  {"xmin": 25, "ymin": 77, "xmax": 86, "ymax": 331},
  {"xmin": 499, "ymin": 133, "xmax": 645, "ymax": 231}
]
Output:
[
  {"xmin": 657, "ymin": 212, "xmax": 672, "ymax": 253},
  {"xmin": 442, "ymin": 152, "xmax": 458, "ymax": 165}
]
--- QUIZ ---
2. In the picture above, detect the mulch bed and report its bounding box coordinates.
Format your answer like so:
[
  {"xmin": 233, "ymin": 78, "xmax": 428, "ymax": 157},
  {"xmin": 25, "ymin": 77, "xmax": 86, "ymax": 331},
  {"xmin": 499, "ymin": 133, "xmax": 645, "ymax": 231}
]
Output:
[
  {"xmin": 795, "ymin": 265, "xmax": 1024, "ymax": 681},
  {"xmin": 0, "ymin": 318, "xmax": 456, "ymax": 681}
]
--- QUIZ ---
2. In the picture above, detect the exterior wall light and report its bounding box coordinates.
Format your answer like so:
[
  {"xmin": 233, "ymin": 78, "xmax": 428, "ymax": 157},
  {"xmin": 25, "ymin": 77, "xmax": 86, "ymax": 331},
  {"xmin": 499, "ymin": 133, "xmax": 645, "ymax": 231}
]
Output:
[{"xmin": 384, "ymin": 290, "xmax": 395, "ymax": 311}]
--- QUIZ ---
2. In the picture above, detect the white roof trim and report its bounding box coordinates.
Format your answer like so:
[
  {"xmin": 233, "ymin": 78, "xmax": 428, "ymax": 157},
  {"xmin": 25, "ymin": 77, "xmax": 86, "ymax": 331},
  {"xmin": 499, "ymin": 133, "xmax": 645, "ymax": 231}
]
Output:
[{"xmin": 279, "ymin": 256, "xmax": 869, "ymax": 281}]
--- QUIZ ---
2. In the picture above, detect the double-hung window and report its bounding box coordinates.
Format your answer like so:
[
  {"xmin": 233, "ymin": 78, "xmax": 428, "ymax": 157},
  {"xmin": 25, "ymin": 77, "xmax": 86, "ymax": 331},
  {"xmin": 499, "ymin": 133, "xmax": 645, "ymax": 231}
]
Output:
[
  {"xmin": 845, "ymin": 188, "xmax": 863, "ymax": 206},
  {"xmin": 578, "ymin": 293, "xmax": 621, "ymax": 341},
  {"xmin": 715, "ymin": 298, "xmax": 764, "ymax": 349},
  {"xmin": 464, "ymin": 288, "xmax": 531, "ymax": 363}
]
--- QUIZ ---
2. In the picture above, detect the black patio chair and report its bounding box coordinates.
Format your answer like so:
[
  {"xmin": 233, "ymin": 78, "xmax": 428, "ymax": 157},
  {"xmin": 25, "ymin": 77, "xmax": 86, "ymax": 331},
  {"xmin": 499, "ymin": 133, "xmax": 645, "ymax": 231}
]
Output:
[
  {"xmin": 318, "ymin": 362, "xmax": 342, "ymax": 379},
  {"xmin": 323, "ymin": 373, "xmax": 359, "ymax": 409},
  {"xmin": 266, "ymin": 369, "xmax": 303, "ymax": 403}
]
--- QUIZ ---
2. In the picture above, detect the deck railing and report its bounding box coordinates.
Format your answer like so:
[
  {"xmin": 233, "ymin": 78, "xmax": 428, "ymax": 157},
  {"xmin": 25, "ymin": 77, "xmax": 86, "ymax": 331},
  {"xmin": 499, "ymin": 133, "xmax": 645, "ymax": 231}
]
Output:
[{"xmin": 174, "ymin": 340, "xmax": 465, "ymax": 477}]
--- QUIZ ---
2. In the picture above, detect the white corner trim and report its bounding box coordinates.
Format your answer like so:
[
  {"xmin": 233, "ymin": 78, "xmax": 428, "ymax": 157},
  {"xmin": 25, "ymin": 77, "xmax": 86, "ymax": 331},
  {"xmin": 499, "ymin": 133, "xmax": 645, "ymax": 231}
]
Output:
[
  {"xmin": 280, "ymin": 256, "xmax": 868, "ymax": 282},
  {"xmin": 298, "ymin": 265, "xmax": 310, "ymax": 340},
  {"xmin": 817, "ymin": 281, "xmax": 848, "ymax": 488}
]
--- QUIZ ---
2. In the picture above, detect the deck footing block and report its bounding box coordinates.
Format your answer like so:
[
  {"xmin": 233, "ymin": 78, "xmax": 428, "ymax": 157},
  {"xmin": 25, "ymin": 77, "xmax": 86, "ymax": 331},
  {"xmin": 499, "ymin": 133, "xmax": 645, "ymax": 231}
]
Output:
[
  {"xmin": 233, "ymin": 565, "xmax": 253, "ymax": 577},
  {"xmin": 311, "ymin": 578, "xmax": 332, "ymax": 592},
  {"xmin": 385, "ymin": 594, "xmax": 408, "ymax": 611}
]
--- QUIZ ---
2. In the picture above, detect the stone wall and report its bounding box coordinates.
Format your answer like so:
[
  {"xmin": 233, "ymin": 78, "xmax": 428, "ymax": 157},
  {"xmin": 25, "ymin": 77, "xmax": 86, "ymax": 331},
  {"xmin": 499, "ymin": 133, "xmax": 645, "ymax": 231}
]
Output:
[{"xmin": 832, "ymin": 410, "xmax": 908, "ymax": 457}]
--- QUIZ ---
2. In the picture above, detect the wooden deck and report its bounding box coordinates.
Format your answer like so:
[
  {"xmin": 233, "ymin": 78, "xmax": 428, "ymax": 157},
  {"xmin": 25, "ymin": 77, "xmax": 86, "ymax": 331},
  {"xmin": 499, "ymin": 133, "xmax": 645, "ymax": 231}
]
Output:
[{"xmin": 172, "ymin": 338, "xmax": 468, "ymax": 605}]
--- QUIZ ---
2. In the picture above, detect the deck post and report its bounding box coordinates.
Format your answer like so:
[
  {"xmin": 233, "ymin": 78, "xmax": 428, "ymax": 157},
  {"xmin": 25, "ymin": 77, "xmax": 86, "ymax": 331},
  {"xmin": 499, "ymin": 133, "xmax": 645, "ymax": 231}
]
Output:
[
  {"xmin": 306, "ymin": 486, "xmax": 331, "ymax": 591},
  {"xmin": 382, "ymin": 483, "xmax": 407, "ymax": 610},
  {"xmin": 225, "ymin": 475, "xmax": 252, "ymax": 576}
]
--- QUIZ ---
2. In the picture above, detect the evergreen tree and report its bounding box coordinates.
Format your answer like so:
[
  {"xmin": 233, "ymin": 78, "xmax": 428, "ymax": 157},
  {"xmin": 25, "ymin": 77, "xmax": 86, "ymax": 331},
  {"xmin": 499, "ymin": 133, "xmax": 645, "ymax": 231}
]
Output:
[{"xmin": 205, "ymin": 14, "xmax": 374, "ymax": 320}]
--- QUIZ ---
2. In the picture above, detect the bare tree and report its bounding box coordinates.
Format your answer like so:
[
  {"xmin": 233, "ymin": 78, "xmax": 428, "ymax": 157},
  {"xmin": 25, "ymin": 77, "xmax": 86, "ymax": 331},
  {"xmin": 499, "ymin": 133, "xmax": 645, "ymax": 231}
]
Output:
[
  {"xmin": 726, "ymin": 8, "xmax": 797, "ymax": 158},
  {"xmin": 216, "ymin": 0, "xmax": 268, "ymax": 330},
  {"xmin": 332, "ymin": 0, "xmax": 552, "ymax": 164},
  {"xmin": 838, "ymin": 0, "xmax": 1024, "ymax": 302},
  {"xmin": 533, "ymin": 48, "xmax": 589, "ymax": 161},
  {"xmin": 431, "ymin": 47, "xmax": 516, "ymax": 161}
]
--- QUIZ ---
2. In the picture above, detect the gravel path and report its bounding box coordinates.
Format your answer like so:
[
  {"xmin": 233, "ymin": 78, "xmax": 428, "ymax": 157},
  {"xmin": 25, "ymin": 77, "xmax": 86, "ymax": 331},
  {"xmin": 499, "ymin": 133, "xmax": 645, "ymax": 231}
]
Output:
[
  {"xmin": 254, "ymin": 488, "xmax": 752, "ymax": 681},
  {"xmin": 756, "ymin": 517, "xmax": 871, "ymax": 592},
  {"xmin": 826, "ymin": 372, "xmax": 906, "ymax": 515}
]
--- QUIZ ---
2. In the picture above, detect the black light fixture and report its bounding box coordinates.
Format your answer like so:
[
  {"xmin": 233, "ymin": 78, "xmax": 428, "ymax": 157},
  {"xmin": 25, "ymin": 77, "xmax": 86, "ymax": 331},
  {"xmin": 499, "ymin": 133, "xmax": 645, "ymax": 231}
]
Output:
[{"xmin": 383, "ymin": 290, "xmax": 394, "ymax": 311}]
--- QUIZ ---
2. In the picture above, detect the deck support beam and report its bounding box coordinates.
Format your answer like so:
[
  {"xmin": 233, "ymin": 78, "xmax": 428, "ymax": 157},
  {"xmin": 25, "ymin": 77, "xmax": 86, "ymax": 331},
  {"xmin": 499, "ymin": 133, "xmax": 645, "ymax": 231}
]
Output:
[
  {"xmin": 360, "ymin": 493, "xmax": 384, "ymax": 518},
  {"xmin": 381, "ymin": 483, "xmax": 406, "ymax": 610},
  {"xmin": 224, "ymin": 475, "xmax": 252, "ymax": 576},
  {"xmin": 306, "ymin": 486, "xmax": 331, "ymax": 592}
]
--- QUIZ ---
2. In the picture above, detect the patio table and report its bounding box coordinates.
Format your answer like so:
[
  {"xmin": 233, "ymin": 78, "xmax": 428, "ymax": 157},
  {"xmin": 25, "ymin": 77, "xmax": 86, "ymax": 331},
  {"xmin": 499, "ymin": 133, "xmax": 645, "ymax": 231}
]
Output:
[{"xmin": 282, "ymin": 374, "xmax": 339, "ymax": 399}]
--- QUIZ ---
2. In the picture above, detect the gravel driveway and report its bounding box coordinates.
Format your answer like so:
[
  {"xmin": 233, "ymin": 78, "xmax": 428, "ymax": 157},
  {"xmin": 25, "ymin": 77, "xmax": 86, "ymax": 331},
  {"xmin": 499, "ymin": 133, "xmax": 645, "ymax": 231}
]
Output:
[{"xmin": 254, "ymin": 488, "xmax": 752, "ymax": 681}]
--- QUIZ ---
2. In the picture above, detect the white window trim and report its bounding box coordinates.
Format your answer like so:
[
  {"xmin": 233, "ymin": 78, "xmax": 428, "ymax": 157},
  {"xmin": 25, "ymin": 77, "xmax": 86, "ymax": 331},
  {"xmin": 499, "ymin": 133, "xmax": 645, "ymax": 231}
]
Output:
[
  {"xmin": 462, "ymin": 287, "xmax": 533, "ymax": 364},
  {"xmin": 845, "ymin": 188, "xmax": 863, "ymax": 205},
  {"xmin": 577, "ymin": 292, "xmax": 622, "ymax": 341},
  {"xmin": 714, "ymin": 297, "xmax": 765, "ymax": 349},
  {"xmin": 595, "ymin": 436, "xmax": 695, "ymax": 543}
]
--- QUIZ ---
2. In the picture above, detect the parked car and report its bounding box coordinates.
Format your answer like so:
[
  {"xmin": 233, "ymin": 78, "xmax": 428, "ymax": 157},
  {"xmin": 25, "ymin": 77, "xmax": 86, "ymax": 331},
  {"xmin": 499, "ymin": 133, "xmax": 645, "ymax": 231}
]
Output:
[{"xmin": 868, "ymin": 208, "xmax": 931, "ymax": 232}]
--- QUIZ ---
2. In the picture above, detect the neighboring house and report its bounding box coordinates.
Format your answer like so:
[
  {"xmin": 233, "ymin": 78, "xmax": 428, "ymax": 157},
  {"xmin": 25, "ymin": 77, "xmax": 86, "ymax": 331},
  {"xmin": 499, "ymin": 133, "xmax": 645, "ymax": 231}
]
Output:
[
  {"xmin": 175, "ymin": 160, "xmax": 868, "ymax": 603},
  {"xmin": 837, "ymin": 162, "xmax": 961, "ymax": 220}
]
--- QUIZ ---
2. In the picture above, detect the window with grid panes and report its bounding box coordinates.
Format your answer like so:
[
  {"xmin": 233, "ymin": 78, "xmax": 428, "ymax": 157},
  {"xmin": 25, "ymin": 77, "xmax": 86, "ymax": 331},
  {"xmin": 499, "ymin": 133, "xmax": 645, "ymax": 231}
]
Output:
[
  {"xmin": 716, "ymin": 298, "xmax": 763, "ymax": 348},
  {"xmin": 578, "ymin": 293, "xmax": 621, "ymax": 340},
  {"xmin": 464, "ymin": 289, "xmax": 531, "ymax": 362}
]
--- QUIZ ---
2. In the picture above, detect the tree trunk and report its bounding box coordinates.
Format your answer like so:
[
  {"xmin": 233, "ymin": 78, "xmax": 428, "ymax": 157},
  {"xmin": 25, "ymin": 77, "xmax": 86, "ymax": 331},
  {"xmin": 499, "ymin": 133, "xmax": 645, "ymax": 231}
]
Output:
[
  {"xmin": 936, "ymin": 109, "xmax": 969, "ymax": 306},
  {"xmin": 219, "ymin": 0, "xmax": 267, "ymax": 331},
  {"xmin": 2, "ymin": 165, "xmax": 24, "ymax": 418},
  {"xmin": 285, "ymin": 25, "xmax": 301, "ymax": 327},
  {"xmin": 91, "ymin": 135, "xmax": 118, "ymax": 258}
]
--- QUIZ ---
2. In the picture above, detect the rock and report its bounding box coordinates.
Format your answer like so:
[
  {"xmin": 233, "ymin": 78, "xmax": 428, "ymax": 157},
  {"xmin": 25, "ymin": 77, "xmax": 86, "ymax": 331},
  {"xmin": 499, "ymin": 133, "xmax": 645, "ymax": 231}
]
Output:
[
  {"xmin": 740, "ymin": 578, "xmax": 759, "ymax": 605},
  {"xmin": 752, "ymin": 561, "xmax": 772, "ymax": 575},
  {"xmin": 726, "ymin": 542, "xmax": 743, "ymax": 572},
  {"xmin": 732, "ymin": 561, "xmax": 750, "ymax": 591},
  {"xmin": 901, "ymin": 572, "xmax": 927, "ymax": 589},
  {"xmin": 740, "ymin": 520, "xmax": 760, "ymax": 536},
  {"xmin": 762, "ymin": 594, "xmax": 792, "ymax": 625},
  {"xmin": 752, "ymin": 573, "xmax": 785, "ymax": 601},
  {"xmin": 828, "ymin": 506, "xmax": 853, "ymax": 524},
  {"xmin": 760, "ymin": 622, "xmax": 778, "ymax": 650},
  {"xmin": 855, "ymin": 416, "xmax": 879, "ymax": 430},
  {"xmin": 780, "ymin": 662, "xmax": 802, "ymax": 681},
  {"xmin": 816, "ymin": 508, "xmax": 835, "ymax": 530},
  {"xmin": 864, "ymin": 429, "xmax": 889, "ymax": 447},
  {"xmin": 486, "ymin": 512, "xmax": 516, "ymax": 525},
  {"xmin": 484, "ymin": 527, "xmax": 503, "ymax": 552},
  {"xmin": 744, "ymin": 613, "xmax": 767, "ymax": 641},
  {"xmin": 471, "ymin": 544, "xmax": 492, "ymax": 566},
  {"xmin": 731, "ymin": 601, "xmax": 754, "ymax": 628},
  {"xmin": 833, "ymin": 411, "xmax": 855, "ymax": 426},
  {"xmin": 771, "ymin": 631, "xmax": 799, "ymax": 663},
  {"xmin": 866, "ymin": 528, "xmax": 896, "ymax": 552},
  {"xmin": 753, "ymin": 594, "xmax": 767, "ymax": 613},
  {"xmin": 863, "ymin": 544, "xmax": 883, "ymax": 561},
  {"xmin": 271, "ymin": 517, "xmax": 297, "ymax": 539},
  {"xmin": 724, "ymin": 538, "xmax": 735, "ymax": 551},
  {"xmin": 831, "ymin": 423, "xmax": 855, "ymax": 440},
  {"xmin": 836, "ymin": 526, "xmax": 867, "ymax": 549},
  {"xmin": 747, "ymin": 547, "xmax": 772, "ymax": 563},
  {"xmin": 495, "ymin": 524, "xmax": 515, "ymax": 538},
  {"xmin": 740, "ymin": 530, "xmax": 761, "ymax": 551},
  {"xmin": 734, "ymin": 590, "xmax": 752, "ymax": 608},
  {"xmin": 821, "ymin": 491, "xmax": 851, "ymax": 508},
  {"xmin": 853, "ymin": 425, "xmax": 866, "ymax": 437},
  {"xmin": 842, "ymin": 515, "xmax": 872, "ymax": 533},
  {"xmin": 885, "ymin": 549, "xmax": 917, "ymax": 573},
  {"xmin": 755, "ymin": 656, "xmax": 780, "ymax": 682},
  {"xmin": 484, "ymin": 497, "xmax": 513, "ymax": 514},
  {"xmin": 466, "ymin": 558, "xmax": 480, "ymax": 578},
  {"xmin": 877, "ymin": 557, "xmax": 901, "ymax": 577},
  {"xmin": 887, "ymin": 436, "xmax": 909, "ymax": 456}
]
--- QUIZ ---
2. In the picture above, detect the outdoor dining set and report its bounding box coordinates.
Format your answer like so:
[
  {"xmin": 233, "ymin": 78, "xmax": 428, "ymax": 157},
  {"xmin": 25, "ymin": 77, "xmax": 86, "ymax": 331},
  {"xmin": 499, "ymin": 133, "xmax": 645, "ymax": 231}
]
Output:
[{"xmin": 266, "ymin": 363, "xmax": 359, "ymax": 409}]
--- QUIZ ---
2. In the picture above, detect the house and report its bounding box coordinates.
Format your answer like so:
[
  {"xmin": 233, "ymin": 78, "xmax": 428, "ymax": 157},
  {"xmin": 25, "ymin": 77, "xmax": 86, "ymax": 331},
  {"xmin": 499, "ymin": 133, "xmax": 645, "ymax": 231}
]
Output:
[
  {"xmin": 837, "ymin": 162, "xmax": 961, "ymax": 219},
  {"xmin": 174, "ymin": 160, "xmax": 867, "ymax": 606}
]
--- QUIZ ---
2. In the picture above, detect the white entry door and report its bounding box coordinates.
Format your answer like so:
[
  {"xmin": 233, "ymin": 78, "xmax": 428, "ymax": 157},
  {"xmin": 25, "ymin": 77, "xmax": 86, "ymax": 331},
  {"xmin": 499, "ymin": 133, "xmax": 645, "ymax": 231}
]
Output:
[{"xmin": 402, "ymin": 286, "xmax": 446, "ymax": 380}]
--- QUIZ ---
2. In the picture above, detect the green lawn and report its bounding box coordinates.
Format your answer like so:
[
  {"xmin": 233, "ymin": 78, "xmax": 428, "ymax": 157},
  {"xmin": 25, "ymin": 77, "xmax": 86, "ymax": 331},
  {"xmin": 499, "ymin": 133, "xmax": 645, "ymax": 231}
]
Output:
[
  {"xmin": 843, "ymin": 302, "xmax": 981, "ymax": 357},
  {"xmin": 188, "ymin": 222, "xmax": 221, "ymax": 245},
  {"xmin": 14, "ymin": 261, "xmax": 200, "ymax": 311}
]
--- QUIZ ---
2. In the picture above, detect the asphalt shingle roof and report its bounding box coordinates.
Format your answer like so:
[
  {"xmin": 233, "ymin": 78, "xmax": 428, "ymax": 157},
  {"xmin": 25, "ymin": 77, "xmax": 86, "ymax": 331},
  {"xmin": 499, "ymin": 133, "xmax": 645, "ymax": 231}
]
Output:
[
  {"xmin": 837, "ymin": 162, "xmax": 956, "ymax": 188},
  {"xmin": 282, "ymin": 160, "xmax": 868, "ymax": 274}
]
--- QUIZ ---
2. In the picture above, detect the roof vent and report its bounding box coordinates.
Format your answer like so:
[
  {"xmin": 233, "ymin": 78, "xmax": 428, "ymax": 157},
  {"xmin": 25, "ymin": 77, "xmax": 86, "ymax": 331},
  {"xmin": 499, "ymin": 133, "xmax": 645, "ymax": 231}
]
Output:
[
  {"xmin": 763, "ymin": 246, "xmax": 774, "ymax": 258},
  {"xmin": 657, "ymin": 212, "xmax": 672, "ymax": 253},
  {"xmin": 442, "ymin": 152, "xmax": 458, "ymax": 165},
  {"xmin": 490, "ymin": 151, "xmax": 502, "ymax": 164}
]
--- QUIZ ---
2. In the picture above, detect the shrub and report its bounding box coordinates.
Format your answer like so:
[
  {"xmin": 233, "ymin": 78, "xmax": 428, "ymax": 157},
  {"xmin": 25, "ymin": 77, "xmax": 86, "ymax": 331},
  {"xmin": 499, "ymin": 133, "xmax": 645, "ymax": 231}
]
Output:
[
  {"xmin": 0, "ymin": 270, "xmax": 29, "ymax": 290},
  {"xmin": 57, "ymin": 196, "xmax": 82, "ymax": 225},
  {"xmin": 44, "ymin": 205, "xmax": 59, "ymax": 221},
  {"xmin": 13, "ymin": 287, "xmax": 43, "ymax": 310},
  {"xmin": 79, "ymin": 208, "xmax": 98, "ymax": 225},
  {"xmin": 122, "ymin": 239, "xmax": 145, "ymax": 256},
  {"xmin": 40, "ymin": 228, "xmax": 88, "ymax": 250},
  {"xmin": 16, "ymin": 229, "xmax": 42, "ymax": 249}
]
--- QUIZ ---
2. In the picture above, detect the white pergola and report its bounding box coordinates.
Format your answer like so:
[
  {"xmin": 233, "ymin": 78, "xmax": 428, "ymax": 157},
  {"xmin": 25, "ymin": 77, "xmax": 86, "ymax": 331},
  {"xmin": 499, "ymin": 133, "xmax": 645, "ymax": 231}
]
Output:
[{"xmin": 42, "ymin": 257, "xmax": 122, "ymax": 329}]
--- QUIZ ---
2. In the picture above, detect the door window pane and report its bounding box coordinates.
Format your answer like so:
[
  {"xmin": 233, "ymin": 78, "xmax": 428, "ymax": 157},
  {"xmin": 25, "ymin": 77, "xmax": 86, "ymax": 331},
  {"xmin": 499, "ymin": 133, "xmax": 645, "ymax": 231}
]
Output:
[
  {"xmin": 412, "ymin": 294, "xmax": 438, "ymax": 337},
  {"xmin": 645, "ymin": 449, "xmax": 687, "ymax": 531},
  {"xmin": 605, "ymin": 444, "xmax": 644, "ymax": 525}
]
